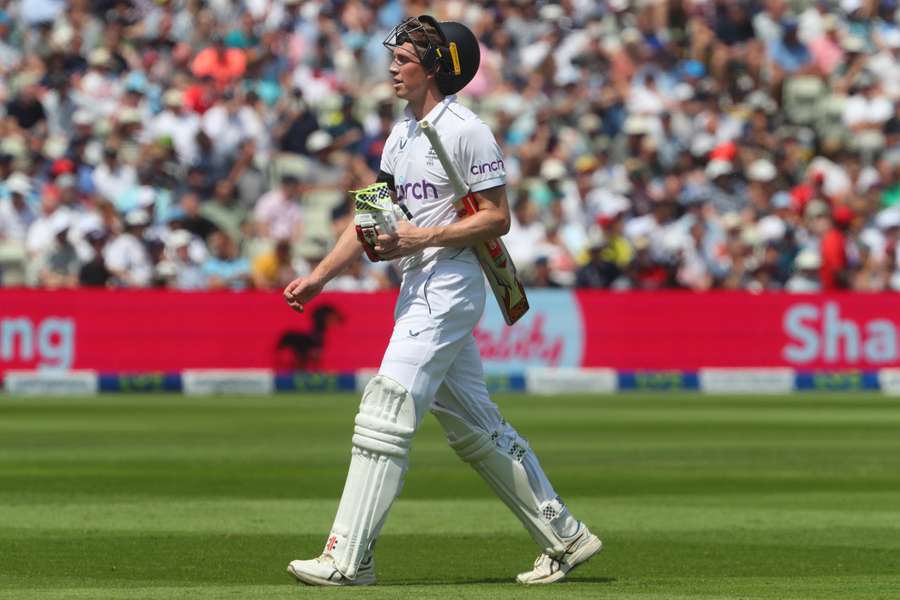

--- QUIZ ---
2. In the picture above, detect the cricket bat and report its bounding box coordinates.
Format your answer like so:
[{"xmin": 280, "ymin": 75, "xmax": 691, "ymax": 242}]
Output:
[{"xmin": 419, "ymin": 120, "xmax": 529, "ymax": 326}]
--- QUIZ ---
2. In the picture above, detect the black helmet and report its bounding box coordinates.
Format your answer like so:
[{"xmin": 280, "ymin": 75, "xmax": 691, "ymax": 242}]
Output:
[{"xmin": 383, "ymin": 15, "xmax": 480, "ymax": 96}]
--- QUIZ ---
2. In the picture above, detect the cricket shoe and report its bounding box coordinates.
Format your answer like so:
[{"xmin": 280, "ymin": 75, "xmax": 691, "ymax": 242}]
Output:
[
  {"xmin": 286, "ymin": 553, "xmax": 376, "ymax": 586},
  {"xmin": 516, "ymin": 524, "xmax": 602, "ymax": 585}
]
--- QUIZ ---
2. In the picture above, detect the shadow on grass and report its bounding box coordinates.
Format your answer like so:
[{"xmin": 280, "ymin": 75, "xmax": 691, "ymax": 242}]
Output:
[{"xmin": 389, "ymin": 577, "xmax": 616, "ymax": 586}]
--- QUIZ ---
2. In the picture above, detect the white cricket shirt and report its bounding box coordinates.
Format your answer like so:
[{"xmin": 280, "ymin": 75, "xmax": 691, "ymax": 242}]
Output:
[{"xmin": 380, "ymin": 95, "xmax": 507, "ymax": 272}]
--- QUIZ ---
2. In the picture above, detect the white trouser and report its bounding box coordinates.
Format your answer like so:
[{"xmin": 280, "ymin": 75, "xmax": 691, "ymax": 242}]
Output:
[{"xmin": 326, "ymin": 253, "xmax": 576, "ymax": 577}]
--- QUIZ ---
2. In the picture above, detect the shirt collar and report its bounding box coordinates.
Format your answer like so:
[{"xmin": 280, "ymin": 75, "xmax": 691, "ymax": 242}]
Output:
[{"xmin": 404, "ymin": 95, "xmax": 457, "ymax": 126}]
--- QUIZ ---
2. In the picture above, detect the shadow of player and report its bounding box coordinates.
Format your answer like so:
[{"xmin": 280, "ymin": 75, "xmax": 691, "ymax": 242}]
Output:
[{"xmin": 275, "ymin": 305, "xmax": 344, "ymax": 371}]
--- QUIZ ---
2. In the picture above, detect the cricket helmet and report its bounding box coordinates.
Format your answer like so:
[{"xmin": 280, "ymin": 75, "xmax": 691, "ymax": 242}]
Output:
[{"xmin": 383, "ymin": 15, "xmax": 481, "ymax": 96}]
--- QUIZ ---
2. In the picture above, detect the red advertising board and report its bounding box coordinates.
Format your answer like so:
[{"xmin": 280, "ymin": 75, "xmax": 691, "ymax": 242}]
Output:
[
  {"xmin": 0, "ymin": 290, "xmax": 395, "ymax": 374},
  {"xmin": 2, "ymin": 290, "xmax": 900, "ymax": 374},
  {"xmin": 578, "ymin": 292, "xmax": 900, "ymax": 370}
]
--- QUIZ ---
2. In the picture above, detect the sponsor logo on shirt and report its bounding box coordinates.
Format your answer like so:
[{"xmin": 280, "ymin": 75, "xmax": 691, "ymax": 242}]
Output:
[
  {"xmin": 470, "ymin": 159, "xmax": 505, "ymax": 176},
  {"xmin": 397, "ymin": 179, "xmax": 438, "ymax": 201}
]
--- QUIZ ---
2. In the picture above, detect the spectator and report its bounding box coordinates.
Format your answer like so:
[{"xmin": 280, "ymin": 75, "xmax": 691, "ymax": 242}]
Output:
[
  {"xmin": 576, "ymin": 234, "xmax": 621, "ymax": 289},
  {"xmin": 105, "ymin": 209, "xmax": 153, "ymax": 288},
  {"xmin": 326, "ymin": 255, "xmax": 386, "ymax": 292},
  {"xmin": 6, "ymin": 81, "xmax": 47, "ymax": 131},
  {"xmin": 820, "ymin": 205, "xmax": 853, "ymax": 290},
  {"xmin": 201, "ymin": 89, "xmax": 268, "ymax": 167},
  {"xmin": 78, "ymin": 229, "xmax": 112, "ymax": 288},
  {"xmin": 0, "ymin": 0, "xmax": 896, "ymax": 295},
  {"xmin": 191, "ymin": 35, "xmax": 247, "ymax": 87},
  {"xmin": 201, "ymin": 180, "xmax": 248, "ymax": 245},
  {"xmin": 176, "ymin": 192, "xmax": 219, "ymax": 241},
  {"xmin": 253, "ymin": 174, "xmax": 304, "ymax": 243},
  {"xmin": 202, "ymin": 230, "xmax": 251, "ymax": 290},
  {"xmin": 0, "ymin": 173, "xmax": 37, "ymax": 244},
  {"xmin": 505, "ymin": 196, "xmax": 546, "ymax": 270},
  {"xmin": 786, "ymin": 250, "xmax": 823, "ymax": 292},
  {"xmin": 166, "ymin": 229, "xmax": 207, "ymax": 291},
  {"xmin": 92, "ymin": 147, "xmax": 138, "ymax": 209},
  {"xmin": 144, "ymin": 89, "xmax": 201, "ymax": 166},
  {"xmin": 252, "ymin": 238, "xmax": 302, "ymax": 291},
  {"xmin": 38, "ymin": 211, "xmax": 79, "ymax": 288}
]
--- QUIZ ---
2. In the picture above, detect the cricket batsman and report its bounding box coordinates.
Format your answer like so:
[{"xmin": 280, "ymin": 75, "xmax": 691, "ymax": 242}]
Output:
[{"xmin": 283, "ymin": 15, "xmax": 601, "ymax": 586}]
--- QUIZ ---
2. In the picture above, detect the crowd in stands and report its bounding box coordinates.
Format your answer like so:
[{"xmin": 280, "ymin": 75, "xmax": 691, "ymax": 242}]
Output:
[{"xmin": 0, "ymin": 0, "xmax": 898, "ymax": 293}]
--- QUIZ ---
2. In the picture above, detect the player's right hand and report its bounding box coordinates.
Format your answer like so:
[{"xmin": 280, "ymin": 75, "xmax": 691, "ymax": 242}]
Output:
[{"xmin": 283, "ymin": 277, "xmax": 324, "ymax": 313}]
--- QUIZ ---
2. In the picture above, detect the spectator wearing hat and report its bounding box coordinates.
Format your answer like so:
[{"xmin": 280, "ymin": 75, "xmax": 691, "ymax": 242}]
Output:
[
  {"xmin": 105, "ymin": 209, "xmax": 153, "ymax": 287},
  {"xmin": 0, "ymin": 172, "xmax": 34, "ymax": 285},
  {"xmin": 25, "ymin": 188, "xmax": 67, "ymax": 267},
  {"xmin": 78, "ymin": 229, "xmax": 112, "ymax": 288},
  {"xmin": 747, "ymin": 159, "xmax": 779, "ymax": 212},
  {"xmin": 144, "ymin": 89, "xmax": 201, "ymax": 166},
  {"xmin": 703, "ymin": 159, "xmax": 747, "ymax": 214},
  {"xmin": 786, "ymin": 250, "xmax": 823, "ymax": 292},
  {"xmin": 576, "ymin": 232, "xmax": 621, "ymax": 289},
  {"xmin": 74, "ymin": 47, "xmax": 122, "ymax": 118},
  {"xmin": 0, "ymin": 173, "xmax": 37, "ymax": 243},
  {"xmin": 302, "ymin": 129, "xmax": 345, "ymax": 186},
  {"xmin": 529, "ymin": 256, "xmax": 563, "ymax": 288},
  {"xmin": 38, "ymin": 211, "xmax": 79, "ymax": 288},
  {"xmin": 165, "ymin": 228, "xmax": 207, "ymax": 291}
]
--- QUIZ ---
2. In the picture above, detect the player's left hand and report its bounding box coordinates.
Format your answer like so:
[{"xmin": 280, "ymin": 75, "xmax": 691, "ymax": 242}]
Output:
[{"xmin": 374, "ymin": 221, "xmax": 431, "ymax": 260}]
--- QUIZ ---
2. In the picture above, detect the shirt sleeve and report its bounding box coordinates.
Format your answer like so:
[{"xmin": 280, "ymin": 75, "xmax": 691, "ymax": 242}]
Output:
[
  {"xmin": 457, "ymin": 121, "xmax": 506, "ymax": 193},
  {"xmin": 379, "ymin": 124, "xmax": 401, "ymax": 177}
]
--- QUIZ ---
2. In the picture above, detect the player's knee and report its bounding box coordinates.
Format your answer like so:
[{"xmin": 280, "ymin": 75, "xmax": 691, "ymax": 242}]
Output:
[
  {"xmin": 352, "ymin": 375, "xmax": 416, "ymax": 457},
  {"xmin": 447, "ymin": 429, "xmax": 494, "ymax": 463},
  {"xmin": 435, "ymin": 409, "xmax": 530, "ymax": 464}
]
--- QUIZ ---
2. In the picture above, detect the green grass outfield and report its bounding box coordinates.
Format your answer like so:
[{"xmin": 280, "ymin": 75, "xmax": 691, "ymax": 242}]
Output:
[{"xmin": 1, "ymin": 393, "xmax": 899, "ymax": 599}]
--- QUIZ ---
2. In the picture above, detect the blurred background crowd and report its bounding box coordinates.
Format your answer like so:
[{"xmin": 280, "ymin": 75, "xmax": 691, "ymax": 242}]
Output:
[{"xmin": 0, "ymin": 0, "xmax": 898, "ymax": 292}]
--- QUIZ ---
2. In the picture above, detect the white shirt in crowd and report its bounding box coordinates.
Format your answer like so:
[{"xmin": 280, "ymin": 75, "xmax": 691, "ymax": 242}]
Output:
[
  {"xmin": 253, "ymin": 189, "xmax": 305, "ymax": 241},
  {"xmin": 145, "ymin": 108, "xmax": 201, "ymax": 165},
  {"xmin": 202, "ymin": 104, "xmax": 268, "ymax": 161},
  {"xmin": 25, "ymin": 209, "xmax": 66, "ymax": 258},
  {"xmin": 104, "ymin": 232, "xmax": 152, "ymax": 287},
  {"xmin": 92, "ymin": 161, "xmax": 138, "ymax": 206},
  {"xmin": 843, "ymin": 93, "xmax": 893, "ymax": 128},
  {"xmin": 0, "ymin": 199, "xmax": 33, "ymax": 242}
]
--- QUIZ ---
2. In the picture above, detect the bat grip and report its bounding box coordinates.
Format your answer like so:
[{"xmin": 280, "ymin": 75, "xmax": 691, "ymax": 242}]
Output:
[{"xmin": 355, "ymin": 225, "xmax": 382, "ymax": 262}]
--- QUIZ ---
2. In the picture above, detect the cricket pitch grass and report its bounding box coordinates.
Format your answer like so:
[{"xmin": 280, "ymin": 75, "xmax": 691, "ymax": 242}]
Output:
[{"xmin": 1, "ymin": 392, "xmax": 898, "ymax": 599}]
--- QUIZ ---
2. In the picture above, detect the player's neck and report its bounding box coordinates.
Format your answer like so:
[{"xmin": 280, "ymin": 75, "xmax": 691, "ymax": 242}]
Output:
[{"xmin": 407, "ymin": 88, "xmax": 444, "ymax": 121}]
